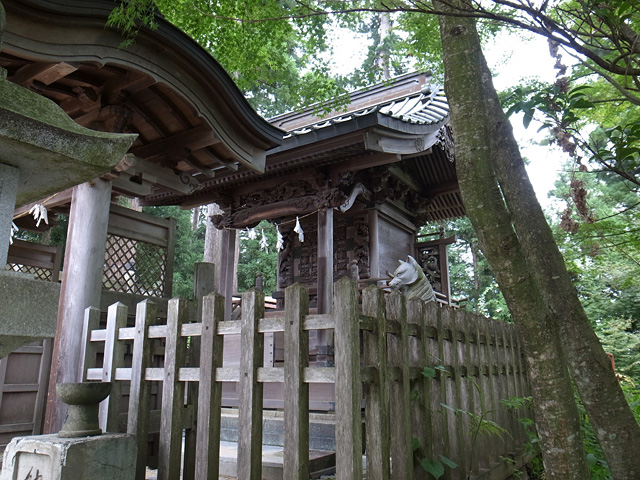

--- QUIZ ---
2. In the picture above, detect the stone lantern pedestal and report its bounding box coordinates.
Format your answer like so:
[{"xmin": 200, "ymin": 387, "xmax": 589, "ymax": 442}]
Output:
[{"xmin": 0, "ymin": 382, "xmax": 135, "ymax": 480}]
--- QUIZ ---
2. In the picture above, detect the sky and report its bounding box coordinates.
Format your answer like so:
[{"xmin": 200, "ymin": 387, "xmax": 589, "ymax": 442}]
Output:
[{"xmin": 328, "ymin": 26, "xmax": 569, "ymax": 211}]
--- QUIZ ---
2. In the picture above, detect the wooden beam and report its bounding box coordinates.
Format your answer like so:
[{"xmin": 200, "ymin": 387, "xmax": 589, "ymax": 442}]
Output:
[
  {"xmin": 13, "ymin": 188, "xmax": 74, "ymax": 220},
  {"xmin": 328, "ymin": 152, "xmax": 399, "ymax": 179},
  {"xmin": 131, "ymin": 126, "xmax": 221, "ymax": 161},
  {"xmin": 119, "ymin": 155, "xmax": 201, "ymax": 195},
  {"xmin": 9, "ymin": 62, "xmax": 77, "ymax": 87}
]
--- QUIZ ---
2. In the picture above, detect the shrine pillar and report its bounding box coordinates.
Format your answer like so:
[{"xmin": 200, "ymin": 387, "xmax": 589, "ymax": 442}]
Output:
[
  {"xmin": 44, "ymin": 178, "xmax": 112, "ymax": 433},
  {"xmin": 316, "ymin": 207, "xmax": 334, "ymax": 365},
  {"xmin": 368, "ymin": 209, "xmax": 380, "ymax": 279},
  {"xmin": 204, "ymin": 203, "xmax": 237, "ymax": 321}
]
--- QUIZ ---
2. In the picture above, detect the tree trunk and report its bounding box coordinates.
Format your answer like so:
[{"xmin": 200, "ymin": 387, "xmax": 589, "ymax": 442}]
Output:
[
  {"xmin": 437, "ymin": 1, "xmax": 640, "ymax": 478},
  {"xmin": 482, "ymin": 37, "xmax": 640, "ymax": 480},
  {"xmin": 437, "ymin": 5, "xmax": 590, "ymax": 478}
]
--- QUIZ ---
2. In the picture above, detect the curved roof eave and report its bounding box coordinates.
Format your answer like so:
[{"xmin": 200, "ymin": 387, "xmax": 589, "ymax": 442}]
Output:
[
  {"xmin": 269, "ymin": 110, "xmax": 449, "ymax": 156},
  {"xmin": 2, "ymin": 0, "xmax": 284, "ymax": 172}
]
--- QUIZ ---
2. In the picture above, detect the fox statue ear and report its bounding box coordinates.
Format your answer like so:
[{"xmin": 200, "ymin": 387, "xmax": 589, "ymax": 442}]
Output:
[{"xmin": 407, "ymin": 255, "xmax": 420, "ymax": 268}]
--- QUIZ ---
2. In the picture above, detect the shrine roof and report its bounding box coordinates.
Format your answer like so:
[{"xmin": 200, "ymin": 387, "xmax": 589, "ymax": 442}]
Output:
[
  {"xmin": 153, "ymin": 73, "xmax": 464, "ymax": 224},
  {"xmin": 5, "ymin": 0, "xmax": 284, "ymax": 228},
  {"xmin": 269, "ymin": 71, "xmax": 449, "ymax": 147}
]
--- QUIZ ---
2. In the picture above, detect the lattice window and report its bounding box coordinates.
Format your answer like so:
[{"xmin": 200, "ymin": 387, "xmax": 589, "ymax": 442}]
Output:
[
  {"xmin": 7, "ymin": 263, "xmax": 52, "ymax": 281},
  {"xmin": 103, "ymin": 234, "xmax": 167, "ymax": 297}
]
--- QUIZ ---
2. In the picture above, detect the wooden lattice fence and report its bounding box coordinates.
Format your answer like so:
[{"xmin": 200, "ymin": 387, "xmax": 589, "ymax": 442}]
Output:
[{"xmin": 82, "ymin": 277, "xmax": 532, "ymax": 480}]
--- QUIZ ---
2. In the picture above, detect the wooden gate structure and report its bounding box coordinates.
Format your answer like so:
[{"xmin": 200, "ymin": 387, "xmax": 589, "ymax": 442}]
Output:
[{"xmin": 83, "ymin": 276, "xmax": 533, "ymax": 480}]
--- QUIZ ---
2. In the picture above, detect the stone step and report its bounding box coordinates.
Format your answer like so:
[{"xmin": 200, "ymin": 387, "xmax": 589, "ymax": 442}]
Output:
[{"xmin": 220, "ymin": 408, "xmax": 338, "ymax": 452}]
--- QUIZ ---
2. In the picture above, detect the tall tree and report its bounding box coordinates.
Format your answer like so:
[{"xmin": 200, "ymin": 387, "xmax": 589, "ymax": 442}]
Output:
[{"xmin": 436, "ymin": 1, "xmax": 640, "ymax": 477}]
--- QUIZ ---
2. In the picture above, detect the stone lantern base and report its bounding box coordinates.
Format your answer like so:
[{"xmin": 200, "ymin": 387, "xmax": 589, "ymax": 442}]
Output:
[{"xmin": 0, "ymin": 434, "xmax": 136, "ymax": 480}]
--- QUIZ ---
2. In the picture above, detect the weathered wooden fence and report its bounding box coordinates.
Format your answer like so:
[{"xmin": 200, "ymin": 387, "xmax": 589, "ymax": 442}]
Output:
[{"xmin": 82, "ymin": 276, "xmax": 532, "ymax": 480}]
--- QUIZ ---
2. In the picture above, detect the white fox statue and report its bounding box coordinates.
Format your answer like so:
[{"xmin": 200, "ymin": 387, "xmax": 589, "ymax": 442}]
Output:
[{"xmin": 388, "ymin": 255, "xmax": 436, "ymax": 303}]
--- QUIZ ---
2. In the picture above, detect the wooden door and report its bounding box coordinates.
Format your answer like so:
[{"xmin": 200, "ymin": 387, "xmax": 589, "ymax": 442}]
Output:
[{"xmin": 0, "ymin": 340, "xmax": 52, "ymax": 458}]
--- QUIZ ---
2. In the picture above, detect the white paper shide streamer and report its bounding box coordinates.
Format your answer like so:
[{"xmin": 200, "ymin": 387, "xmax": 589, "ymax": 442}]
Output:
[
  {"xmin": 276, "ymin": 225, "xmax": 284, "ymax": 251},
  {"xmin": 9, "ymin": 222, "xmax": 18, "ymax": 245},
  {"xmin": 29, "ymin": 203, "xmax": 49, "ymax": 227},
  {"xmin": 293, "ymin": 216, "xmax": 304, "ymax": 243},
  {"xmin": 259, "ymin": 229, "xmax": 269, "ymax": 253},
  {"xmin": 247, "ymin": 227, "xmax": 257, "ymax": 240}
]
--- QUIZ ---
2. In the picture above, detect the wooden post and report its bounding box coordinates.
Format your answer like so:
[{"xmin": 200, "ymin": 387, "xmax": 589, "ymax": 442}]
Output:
[
  {"xmin": 440, "ymin": 307, "xmax": 459, "ymax": 480},
  {"xmin": 203, "ymin": 203, "xmax": 224, "ymax": 293},
  {"xmin": 237, "ymin": 288, "xmax": 265, "ymax": 480},
  {"xmin": 221, "ymin": 229, "xmax": 237, "ymax": 321},
  {"xmin": 204, "ymin": 203, "xmax": 237, "ymax": 320},
  {"xmin": 195, "ymin": 292, "xmax": 225, "ymax": 480},
  {"xmin": 368, "ymin": 210, "xmax": 380, "ymax": 279},
  {"xmin": 316, "ymin": 207, "xmax": 334, "ymax": 365},
  {"xmin": 164, "ymin": 217, "xmax": 177, "ymax": 297},
  {"xmin": 333, "ymin": 277, "xmax": 362, "ymax": 480},
  {"xmin": 458, "ymin": 311, "xmax": 478, "ymax": 475},
  {"xmin": 100, "ymin": 302, "xmax": 128, "ymax": 433},
  {"xmin": 284, "ymin": 283, "xmax": 310, "ymax": 480},
  {"xmin": 45, "ymin": 178, "xmax": 112, "ymax": 434},
  {"xmin": 386, "ymin": 291, "xmax": 413, "ymax": 480},
  {"xmin": 158, "ymin": 297, "xmax": 189, "ymax": 480},
  {"xmin": 317, "ymin": 208, "xmax": 334, "ymax": 314},
  {"xmin": 448, "ymin": 309, "xmax": 466, "ymax": 476},
  {"xmin": 184, "ymin": 262, "xmax": 216, "ymax": 480},
  {"xmin": 127, "ymin": 300, "xmax": 157, "ymax": 480},
  {"xmin": 407, "ymin": 298, "xmax": 431, "ymax": 480},
  {"xmin": 361, "ymin": 285, "xmax": 390, "ymax": 480},
  {"xmin": 80, "ymin": 306, "xmax": 101, "ymax": 382}
]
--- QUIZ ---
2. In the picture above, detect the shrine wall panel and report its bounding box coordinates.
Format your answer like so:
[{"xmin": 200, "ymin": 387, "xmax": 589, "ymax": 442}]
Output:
[{"xmin": 377, "ymin": 213, "xmax": 415, "ymax": 277}]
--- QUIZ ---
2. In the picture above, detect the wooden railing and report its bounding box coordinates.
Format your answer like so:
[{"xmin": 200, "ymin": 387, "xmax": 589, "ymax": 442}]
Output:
[{"xmin": 82, "ymin": 277, "xmax": 532, "ymax": 480}]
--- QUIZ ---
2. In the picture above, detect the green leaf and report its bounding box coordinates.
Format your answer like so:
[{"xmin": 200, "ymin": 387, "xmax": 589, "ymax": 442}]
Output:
[
  {"xmin": 439, "ymin": 455, "xmax": 458, "ymax": 469},
  {"xmin": 522, "ymin": 109, "xmax": 534, "ymax": 129},
  {"xmin": 411, "ymin": 437, "xmax": 421, "ymax": 452},
  {"xmin": 586, "ymin": 453, "xmax": 599, "ymax": 467},
  {"xmin": 421, "ymin": 366, "xmax": 437, "ymax": 378},
  {"xmin": 420, "ymin": 459, "xmax": 445, "ymax": 479}
]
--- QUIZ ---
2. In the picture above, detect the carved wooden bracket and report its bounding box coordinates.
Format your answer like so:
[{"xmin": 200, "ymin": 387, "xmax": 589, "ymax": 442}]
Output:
[{"xmin": 211, "ymin": 188, "xmax": 347, "ymax": 229}]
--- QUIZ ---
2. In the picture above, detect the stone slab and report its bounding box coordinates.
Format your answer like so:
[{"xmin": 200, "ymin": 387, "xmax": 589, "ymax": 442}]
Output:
[
  {"xmin": 220, "ymin": 408, "xmax": 338, "ymax": 451},
  {"xmin": 0, "ymin": 164, "xmax": 18, "ymax": 266},
  {"xmin": 0, "ymin": 270, "xmax": 59, "ymax": 358},
  {"xmin": 0, "ymin": 433, "xmax": 136, "ymax": 480},
  {"xmin": 0, "ymin": 76, "xmax": 136, "ymax": 208},
  {"xmin": 217, "ymin": 441, "xmax": 336, "ymax": 480}
]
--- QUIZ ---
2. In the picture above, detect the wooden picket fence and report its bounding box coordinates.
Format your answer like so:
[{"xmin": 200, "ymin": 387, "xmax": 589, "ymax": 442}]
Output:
[{"xmin": 82, "ymin": 276, "xmax": 532, "ymax": 480}]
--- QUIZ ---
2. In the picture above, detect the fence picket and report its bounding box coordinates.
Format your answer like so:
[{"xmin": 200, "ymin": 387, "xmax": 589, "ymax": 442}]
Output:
[
  {"xmin": 195, "ymin": 292, "xmax": 225, "ymax": 480},
  {"xmin": 386, "ymin": 291, "xmax": 413, "ymax": 480},
  {"xmin": 100, "ymin": 302, "xmax": 129, "ymax": 433},
  {"xmin": 362, "ymin": 286, "xmax": 390, "ymax": 480},
  {"xmin": 81, "ymin": 306, "xmax": 101, "ymax": 382},
  {"xmin": 439, "ymin": 307, "xmax": 457, "ymax": 480},
  {"xmin": 158, "ymin": 297, "xmax": 189, "ymax": 480},
  {"xmin": 283, "ymin": 283, "xmax": 310, "ymax": 480},
  {"xmin": 334, "ymin": 277, "xmax": 363, "ymax": 480},
  {"xmin": 127, "ymin": 300, "xmax": 157, "ymax": 480},
  {"xmin": 80, "ymin": 277, "xmax": 533, "ymax": 480},
  {"xmin": 237, "ymin": 289, "xmax": 265, "ymax": 480},
  {"xmin": 407, "ymin": 298, "xmax": 430, "ymax": 480}
]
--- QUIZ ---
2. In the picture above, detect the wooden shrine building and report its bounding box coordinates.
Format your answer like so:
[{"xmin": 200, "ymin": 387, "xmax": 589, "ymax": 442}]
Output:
[
  {"xmin": 1, "ymin": 0, "xmax": 464, "ymax": 434},
  {"xmin": 141, "ymin": 71, "xmax": 464, "ymax": 313}
]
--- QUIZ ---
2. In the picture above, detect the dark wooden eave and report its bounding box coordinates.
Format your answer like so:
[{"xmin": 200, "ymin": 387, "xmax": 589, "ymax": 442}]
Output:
[
  {"xmin": 142, "ymin": 72, "xmax": 465, "ymax": 223},
  {"xmin": 1, "ymin": 0, "xmax": 283, "ymax": 210}
]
